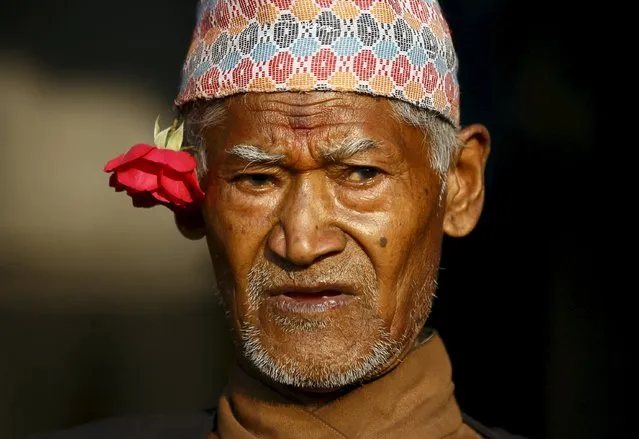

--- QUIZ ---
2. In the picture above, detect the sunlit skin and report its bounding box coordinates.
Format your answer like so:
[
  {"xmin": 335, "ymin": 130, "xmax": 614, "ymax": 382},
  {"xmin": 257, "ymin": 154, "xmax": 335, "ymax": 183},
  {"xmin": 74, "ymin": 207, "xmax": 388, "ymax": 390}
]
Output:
[{"xmin": 176, "ymin": 91, "xmax": 490, "ymax": 393}]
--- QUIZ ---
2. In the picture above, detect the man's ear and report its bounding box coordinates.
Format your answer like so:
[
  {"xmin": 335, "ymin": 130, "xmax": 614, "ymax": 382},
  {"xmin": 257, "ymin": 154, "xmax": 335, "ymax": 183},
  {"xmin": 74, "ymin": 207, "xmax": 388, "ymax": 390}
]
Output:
[
  {"xmin": 443, "ymin": 124, "xmax": 491, "ymax": 237},
  {"xmin": 174, "ymin": 207, "xmax": 206, "ymax": 240}
]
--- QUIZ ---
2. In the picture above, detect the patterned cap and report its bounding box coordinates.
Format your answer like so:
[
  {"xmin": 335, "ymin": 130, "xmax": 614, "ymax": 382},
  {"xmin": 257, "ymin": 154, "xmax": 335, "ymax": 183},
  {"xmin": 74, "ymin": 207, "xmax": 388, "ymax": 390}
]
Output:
[{"xmin": 176, "ymin": 0, "xmax": 460, "ymax": 126}]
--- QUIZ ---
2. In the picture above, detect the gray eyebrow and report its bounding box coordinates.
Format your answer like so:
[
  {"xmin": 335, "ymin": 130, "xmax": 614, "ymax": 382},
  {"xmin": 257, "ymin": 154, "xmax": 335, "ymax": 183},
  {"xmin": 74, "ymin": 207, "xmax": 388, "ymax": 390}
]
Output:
[
  {"xmin": 226, "ymin": 144, "xmax": 286, "ymax": 165},
  {"xmin": 227, "ymin": 139, "xmax": 378, "ymax": 165},
  {"xmin": 321, "ymin": 138, "xmax": 379, "ymax": 162}
]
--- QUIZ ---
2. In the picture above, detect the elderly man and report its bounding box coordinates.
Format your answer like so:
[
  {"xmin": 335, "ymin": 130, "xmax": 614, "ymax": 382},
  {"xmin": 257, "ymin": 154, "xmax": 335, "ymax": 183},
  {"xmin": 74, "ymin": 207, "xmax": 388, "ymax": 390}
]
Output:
[{"xmin": 36, "ymin": 0, "xmax": 524, "ymax": 438}]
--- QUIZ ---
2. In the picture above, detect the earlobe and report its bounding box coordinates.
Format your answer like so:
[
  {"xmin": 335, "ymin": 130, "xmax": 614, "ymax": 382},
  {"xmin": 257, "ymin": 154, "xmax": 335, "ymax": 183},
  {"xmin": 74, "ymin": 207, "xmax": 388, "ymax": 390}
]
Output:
[
  {"xmin": 443, "ymin": 124, "xmax": 491, "ymax": 238},
  {"xmin": 174, "ymin": 207, "xmax": 207, "ymax": 240}
]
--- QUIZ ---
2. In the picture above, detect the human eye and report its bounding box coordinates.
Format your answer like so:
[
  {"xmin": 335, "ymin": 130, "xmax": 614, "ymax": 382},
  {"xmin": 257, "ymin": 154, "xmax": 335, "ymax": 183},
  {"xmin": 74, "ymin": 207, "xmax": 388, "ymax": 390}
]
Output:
[
  {"xmin": 345, "ymin": 166, "xmax": 381, "ymax": 183},
  {"xmin": 231, "ymin": 173, "xmax": 278, "ymax": 191},
  {"xmin": 234, "ymin": 173, "xmax": 273, "ymax": 185}
]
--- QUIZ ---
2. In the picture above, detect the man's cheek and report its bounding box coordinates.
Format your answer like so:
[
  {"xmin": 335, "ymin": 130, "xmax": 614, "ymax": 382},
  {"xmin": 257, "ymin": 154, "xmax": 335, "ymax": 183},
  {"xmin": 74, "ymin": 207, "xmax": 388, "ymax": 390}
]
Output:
[
  {"xmin": 211, "ymin": 190, "xmax": 268, "ymax": 238},
  {"xmin": 216, "ymin": 212, "xmax": 274, "ymax": 275}
]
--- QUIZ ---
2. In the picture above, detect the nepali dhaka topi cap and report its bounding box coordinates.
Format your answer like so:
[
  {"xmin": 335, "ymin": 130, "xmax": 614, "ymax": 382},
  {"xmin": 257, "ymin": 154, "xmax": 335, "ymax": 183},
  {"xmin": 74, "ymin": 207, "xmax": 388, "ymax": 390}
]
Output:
[{"xmin": 175, "ymin": 0, "xmax": 460, "ymax": 126}]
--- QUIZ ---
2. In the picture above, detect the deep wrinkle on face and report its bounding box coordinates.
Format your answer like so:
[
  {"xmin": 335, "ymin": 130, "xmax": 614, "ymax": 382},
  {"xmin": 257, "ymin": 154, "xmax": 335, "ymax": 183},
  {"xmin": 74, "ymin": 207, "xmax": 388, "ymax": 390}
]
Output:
[{"xmin": 202, "ymin": 92, "xmax": 448, "ymax": 390}]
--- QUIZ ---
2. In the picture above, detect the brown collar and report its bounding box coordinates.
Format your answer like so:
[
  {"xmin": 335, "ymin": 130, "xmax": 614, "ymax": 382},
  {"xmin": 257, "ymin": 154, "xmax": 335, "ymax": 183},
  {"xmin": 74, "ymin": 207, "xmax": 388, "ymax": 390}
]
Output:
[{"xmin": 210, "ymin": 332, "xmax": 481, "ymax": 439}]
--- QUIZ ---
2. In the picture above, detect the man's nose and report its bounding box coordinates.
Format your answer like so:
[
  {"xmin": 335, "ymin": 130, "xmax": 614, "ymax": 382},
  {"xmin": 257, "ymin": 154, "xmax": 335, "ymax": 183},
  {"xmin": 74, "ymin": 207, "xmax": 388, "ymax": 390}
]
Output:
[{"xmin": 267, "ymin": 176, "xmax": 346, "ymax": 266}]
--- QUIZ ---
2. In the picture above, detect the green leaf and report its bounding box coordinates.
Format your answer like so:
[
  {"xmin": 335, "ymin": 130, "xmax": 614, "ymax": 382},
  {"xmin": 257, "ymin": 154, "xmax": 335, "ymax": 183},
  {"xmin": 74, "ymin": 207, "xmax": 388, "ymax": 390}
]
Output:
[
  {"xmin": 154, "ymin": 125, "xmax": 171, "ymax": 148},
  {"xmin": 165, "ymin": 121, "xmax": 185, "ymax": 151},
  {"xmin": 153, "ymin": 115, "xmax": 161, "ymax": 139}
]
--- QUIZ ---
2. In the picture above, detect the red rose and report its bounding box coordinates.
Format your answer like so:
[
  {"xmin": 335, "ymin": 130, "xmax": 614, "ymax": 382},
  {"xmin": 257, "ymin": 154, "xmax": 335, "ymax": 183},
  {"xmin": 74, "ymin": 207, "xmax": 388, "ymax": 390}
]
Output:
[{"xmin": 104, "ymin": 143, "xmax": 204, "ymax": 211}]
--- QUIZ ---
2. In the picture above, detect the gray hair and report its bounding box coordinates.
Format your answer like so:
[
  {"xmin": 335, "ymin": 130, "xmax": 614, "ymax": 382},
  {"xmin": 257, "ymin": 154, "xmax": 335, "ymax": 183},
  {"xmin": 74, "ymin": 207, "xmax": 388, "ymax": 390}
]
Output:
[{"xmin": 181, "ymin": 97, "xmax": 460, "ymax": 178}]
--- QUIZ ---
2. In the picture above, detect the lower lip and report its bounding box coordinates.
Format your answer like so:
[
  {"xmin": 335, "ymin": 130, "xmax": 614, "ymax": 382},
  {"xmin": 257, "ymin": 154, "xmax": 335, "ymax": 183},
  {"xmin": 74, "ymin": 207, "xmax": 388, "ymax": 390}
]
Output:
[{"xmin": 269, "ymin": 292, "xmax": 353, "ymax": 313}]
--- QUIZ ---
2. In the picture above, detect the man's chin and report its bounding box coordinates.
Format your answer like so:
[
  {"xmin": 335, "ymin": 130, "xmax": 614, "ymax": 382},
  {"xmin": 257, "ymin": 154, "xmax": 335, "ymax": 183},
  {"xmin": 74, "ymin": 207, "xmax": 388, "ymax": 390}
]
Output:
[{"xmin": 239, "ymin": 315, "xmax": 400, "ymax": 391}]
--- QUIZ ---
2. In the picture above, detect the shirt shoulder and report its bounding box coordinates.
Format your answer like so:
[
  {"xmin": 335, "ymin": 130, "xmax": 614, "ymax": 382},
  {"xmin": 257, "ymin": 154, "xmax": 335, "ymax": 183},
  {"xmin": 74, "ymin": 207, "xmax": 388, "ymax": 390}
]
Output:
[{"xmin": 29, "ymin": 411, "xmax": 215, "ymax": 439}]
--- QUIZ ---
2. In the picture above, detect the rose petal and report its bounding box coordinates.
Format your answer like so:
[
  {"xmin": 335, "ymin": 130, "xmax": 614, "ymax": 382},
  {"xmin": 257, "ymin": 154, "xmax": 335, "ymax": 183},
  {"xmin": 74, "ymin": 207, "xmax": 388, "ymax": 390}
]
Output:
[
  {"xmin": 144, "ymin": 148, "xmax": 197, "ymax": 173},
  {"xmin": 156, "ymin": 187, "xmax": 188, "ymax": 212},
  {"xmin": 109, "ymin": 173, "xmax": 126, "ymax": 192},
  {"xmin": 150, "ymin": 189, "xmax": 171, "ymax": 204},
  {"xmin": 104, "ymin": 153, "xmax": 126, "ymax": 172},
  {"xmin": 116, "ymin": 144, "xmax": 156, "ymax": 168},
  {"xmin": 116, "ymin": 162, "xmax": 161, "ymax": 192},
  {"xmin": 130, "ymin": 192, "xmax": 164, "ymax": 209},
  {"xmin": 159, "ymin": 170, "xmax": 193, "ymax": 204},
  {"xmin": 183, "ymin": 171, "xmax": 205, "ymax": 201}
]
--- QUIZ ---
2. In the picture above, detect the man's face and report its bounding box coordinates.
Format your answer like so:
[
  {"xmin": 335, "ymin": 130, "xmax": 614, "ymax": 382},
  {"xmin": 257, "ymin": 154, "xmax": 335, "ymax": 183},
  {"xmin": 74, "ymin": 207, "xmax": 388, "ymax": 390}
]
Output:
[{"xmin": 201, "ymin": 92, "xmax": 449, "ymax": 390}]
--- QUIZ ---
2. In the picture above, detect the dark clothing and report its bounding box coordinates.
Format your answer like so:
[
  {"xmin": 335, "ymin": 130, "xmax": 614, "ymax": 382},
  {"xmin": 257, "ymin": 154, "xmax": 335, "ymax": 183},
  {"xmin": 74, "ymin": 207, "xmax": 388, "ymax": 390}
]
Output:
[
  {"xmin": 32, "ymin": 333, "xmax": 525, "ymax": 439},
  {"xmin": 31, "ymin": 410, "xmax": 524, "ymax": 439},
  {"xmin": 462, "ymin": 414, "xmax": 527, "ymax": 439},
  {"xmin": 29, "ymin": 411, "xmax": 215, "ymax": 439}
]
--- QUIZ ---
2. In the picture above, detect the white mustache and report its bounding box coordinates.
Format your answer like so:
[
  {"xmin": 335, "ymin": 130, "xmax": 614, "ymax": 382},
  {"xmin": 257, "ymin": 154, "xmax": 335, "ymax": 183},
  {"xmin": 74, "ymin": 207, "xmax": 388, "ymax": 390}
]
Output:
[{"xmin": 245, "ymin": 258, "xmax": 378, "ymax": 311}]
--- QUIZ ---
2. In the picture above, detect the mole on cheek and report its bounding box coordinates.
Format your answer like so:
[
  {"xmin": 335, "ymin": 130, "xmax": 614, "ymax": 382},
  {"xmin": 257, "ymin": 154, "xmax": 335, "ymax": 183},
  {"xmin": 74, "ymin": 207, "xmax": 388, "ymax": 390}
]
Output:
[{"xmin": 379, "ymin": 237, "xmax": 387, "ymax": 248}]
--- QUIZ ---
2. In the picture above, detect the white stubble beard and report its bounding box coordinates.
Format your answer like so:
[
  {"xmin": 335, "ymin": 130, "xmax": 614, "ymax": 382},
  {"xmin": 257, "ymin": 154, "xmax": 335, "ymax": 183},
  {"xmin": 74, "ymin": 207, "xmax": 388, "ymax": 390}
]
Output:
[{"xmin": 237, "ymin": 262, "xmax": 402, "ymax": 390}]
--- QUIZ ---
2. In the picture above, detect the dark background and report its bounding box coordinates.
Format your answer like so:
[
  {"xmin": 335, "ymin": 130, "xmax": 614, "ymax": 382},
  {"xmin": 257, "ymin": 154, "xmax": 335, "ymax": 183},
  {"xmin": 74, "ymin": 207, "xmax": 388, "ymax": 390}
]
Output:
[{"xmin": 0, "ymin": 1, "xmax": 603, "ymax": 439}]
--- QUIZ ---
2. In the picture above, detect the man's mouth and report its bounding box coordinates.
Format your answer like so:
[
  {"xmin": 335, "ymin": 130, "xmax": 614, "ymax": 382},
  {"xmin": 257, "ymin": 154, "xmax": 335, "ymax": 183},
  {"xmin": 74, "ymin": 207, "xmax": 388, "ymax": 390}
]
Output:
[{"xmin": 267, "ymin": 286, "xmax": 354, "ymax": 313}]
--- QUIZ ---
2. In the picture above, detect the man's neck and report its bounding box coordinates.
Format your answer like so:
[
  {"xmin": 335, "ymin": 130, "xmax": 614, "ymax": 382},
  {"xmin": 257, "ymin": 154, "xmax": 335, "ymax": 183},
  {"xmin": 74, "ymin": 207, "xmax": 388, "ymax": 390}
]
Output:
[
  {"xmin": 212, "ymin": 330, "xmax": 481, "ymax": 439},
  {"xmin": 236, "ymin": 326, "xmax": 435, "ymax": 410}
]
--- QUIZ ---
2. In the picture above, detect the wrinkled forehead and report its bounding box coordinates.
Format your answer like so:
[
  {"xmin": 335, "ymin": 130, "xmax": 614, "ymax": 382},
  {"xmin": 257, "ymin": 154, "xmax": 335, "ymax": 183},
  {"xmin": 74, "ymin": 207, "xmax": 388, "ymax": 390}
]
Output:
[
  {"xmin": 208, "ymin": 92, "xmax": 424, "ymax": 164},
  {"xmin": 224, "ymin": 92, "xmax": 403, "ymax": 136},
  {"xmin": 227, "ymin": 91, "xmax": 394, "ymax": 126}
]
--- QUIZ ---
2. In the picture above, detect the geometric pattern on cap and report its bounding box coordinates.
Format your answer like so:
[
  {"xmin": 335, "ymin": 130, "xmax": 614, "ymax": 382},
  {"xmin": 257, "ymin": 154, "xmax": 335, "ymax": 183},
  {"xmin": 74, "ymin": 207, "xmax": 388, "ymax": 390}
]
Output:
[{"xmin": 175, "ymin": 0, "xmax": 460, "ymax": 126}]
